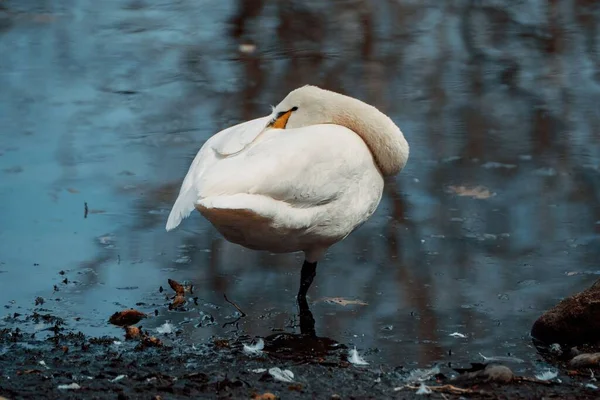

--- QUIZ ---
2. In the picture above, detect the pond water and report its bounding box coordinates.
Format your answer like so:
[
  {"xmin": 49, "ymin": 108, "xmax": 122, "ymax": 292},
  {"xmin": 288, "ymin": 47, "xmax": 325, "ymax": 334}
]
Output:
[{"xmin": 1, "ymin": 0, "xmax": 600, "ymax": 374}]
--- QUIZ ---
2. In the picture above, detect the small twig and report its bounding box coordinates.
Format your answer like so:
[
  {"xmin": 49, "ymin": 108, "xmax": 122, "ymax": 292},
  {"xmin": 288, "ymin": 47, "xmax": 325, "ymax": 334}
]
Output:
[
  {"xmin": 84, "ymin": 202, "xmax": 89, "ymax": 218},
  {"xmin": 396, "ymin": 384, "xmax": 476, "ymax": 395},
  {"xmin": 516, "ymin": 376, "xmax": 554, "ymax": 385},
  {"xmin": 222, "ymin": 318, "xmax": 241, "ymax": 329},
  {"xmin": 223, "ymin": 293, "xmax": 246, "ymax": 317}
]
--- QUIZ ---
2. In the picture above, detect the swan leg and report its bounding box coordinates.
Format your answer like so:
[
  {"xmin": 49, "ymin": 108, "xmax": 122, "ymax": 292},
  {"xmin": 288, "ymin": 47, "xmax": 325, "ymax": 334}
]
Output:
[
  {"xmin": 297, "ymin": 294, "xmax": 316, "ymax": 337},
  {"xmin": 297, "ymin": 260, "xmax": 317, "ymax": 299}
]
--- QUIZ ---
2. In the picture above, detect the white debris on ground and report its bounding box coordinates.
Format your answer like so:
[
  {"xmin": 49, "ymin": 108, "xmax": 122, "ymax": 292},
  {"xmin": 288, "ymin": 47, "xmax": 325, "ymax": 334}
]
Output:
[
  {"xmin": 550, "ymin": 343, "xmax": 562, "ymax": 354},
  {"xmin": 243, "ymin": 338, "xmax": 264, "ymax": 356},
  {"xmin": 348, "ymin": 347, "xmax": 369, "ymax": 366},
  {"xmin": 449, "ymin": 332, "xmax": 467, "ymax": 338},
  {"xmin": 156, "ymin": 321, "xmax": 174, "ymax": 334},
  {"xmin": 57, "ymin": 383, "xmax": 81, "ymax": 390},
  {"xmin": 479, "ymin": 353, "xmax": 525, "ymax": 363},
  {"xmin": 406, "ymin": 366, "xmax": 440, "ymax": 383},
  {"xmin": 416, "ymin": 383, "xmax": 432, "ymax": 395},
  {"xmin": 535, "ymin": 370, "xmax": 558, "ymax": 381},
  {"xmin": 109, "ymin": 375, "xmax": 126, "ymax": 383},
  {"xmin": 113, "ymin": 341, "xmax": 122, "ymax": 346},
  {"xmin": 251, "ymin": 368, "xmax": 267, "ymax": 373},
  {"xmin": 268, "ymin": 367, "xmax": 294, "ymax": 383},
  {"xmin": 38, "ymin": 360, "xmax": 49, "ymax": 369},
  {"xmin": 585, "ymin": 383, "xmax": 598, "ymax": 390}
]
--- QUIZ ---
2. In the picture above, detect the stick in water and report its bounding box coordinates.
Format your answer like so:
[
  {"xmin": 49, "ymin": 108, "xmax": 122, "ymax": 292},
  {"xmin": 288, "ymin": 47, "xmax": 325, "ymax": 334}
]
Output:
[{"xmin": 223, "ymin": 294, "xmax": 246, "ymax": 317}]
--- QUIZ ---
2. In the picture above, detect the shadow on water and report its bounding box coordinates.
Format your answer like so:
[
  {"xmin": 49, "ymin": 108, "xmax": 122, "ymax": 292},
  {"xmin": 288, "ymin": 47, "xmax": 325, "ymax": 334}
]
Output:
[
  {"xmin": 262, "ymin": 298, "xmax": 346, "ymax": 363},
  {"xmin": 1, "ymin": 0, "xmax": 600, "ymax": 373}
]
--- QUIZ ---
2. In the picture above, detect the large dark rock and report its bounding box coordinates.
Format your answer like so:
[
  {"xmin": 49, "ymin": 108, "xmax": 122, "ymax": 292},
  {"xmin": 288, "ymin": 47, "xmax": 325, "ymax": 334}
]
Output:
[{"xmin": 531, "ymin": 279, "xmax": 600, "ymax": 345}]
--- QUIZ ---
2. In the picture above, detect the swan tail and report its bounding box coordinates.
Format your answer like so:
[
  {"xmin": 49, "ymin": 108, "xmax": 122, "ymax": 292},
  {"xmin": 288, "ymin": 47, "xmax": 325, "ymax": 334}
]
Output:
[{"xmin": 165, "ymin": 188, "xmax": 197, "ymax": 231}]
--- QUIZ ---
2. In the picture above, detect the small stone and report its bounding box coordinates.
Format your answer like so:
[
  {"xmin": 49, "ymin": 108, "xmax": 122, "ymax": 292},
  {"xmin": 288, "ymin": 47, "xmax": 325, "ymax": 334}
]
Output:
[
  {"xmin": 453, "ymin": 364, "xmax": 514, "ymax": 383},
  {"xmin": 483, "ymin": 365, "xmax": 514, "ymax": 383},
  {"xmin": 569, "ymin": 353, "xmax": 600, "ymax": 369}
]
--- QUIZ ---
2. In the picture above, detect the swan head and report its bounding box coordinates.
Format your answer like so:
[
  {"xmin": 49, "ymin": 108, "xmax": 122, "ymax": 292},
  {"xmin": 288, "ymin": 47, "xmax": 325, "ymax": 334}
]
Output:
[{"xmin": 269, "ymin": 85, "xmax": 409, "ymax": 176}]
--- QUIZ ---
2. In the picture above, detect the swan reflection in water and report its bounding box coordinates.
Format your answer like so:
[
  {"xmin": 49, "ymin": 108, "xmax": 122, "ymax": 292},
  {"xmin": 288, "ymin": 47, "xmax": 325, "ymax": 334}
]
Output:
[{"xmin": 261, "ymin": 297, "xmax": 347, "ymax": 363}]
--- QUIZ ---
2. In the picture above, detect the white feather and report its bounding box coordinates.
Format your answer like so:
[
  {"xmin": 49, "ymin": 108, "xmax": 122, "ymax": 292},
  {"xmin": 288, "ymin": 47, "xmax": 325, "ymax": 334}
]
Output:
[
  {"xmin": 348, "ymin": 347, "xmax": 369, "ymax": 366},
  {"xmin": 242, "ymin": 338, "xmax": 264, "ymax": 356}
]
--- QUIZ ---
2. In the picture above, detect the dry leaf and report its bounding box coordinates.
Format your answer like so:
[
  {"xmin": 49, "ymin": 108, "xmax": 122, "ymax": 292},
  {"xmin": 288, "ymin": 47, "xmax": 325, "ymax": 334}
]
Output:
[
  {"xmin": 252, "ymin": 393, "xmax": 277, "ymax": 400},
  {"xmin": 108, "ymin": 310, "xmax": 146, "ymax": 326},
  {"xmin": 213, "ymin": 339, "xmax": 230, "ymax": 349},
  {"xmin": 169, "ymin": 295, "xmax": 186, "ymax": 310},
  {"xmin": 142, "ymin": 336, "xmax": 162, "ymax": 347},
  {"xmin": 66, "ymin": 188, "xmax": 79, "ymax": 194},
  {"xmin": 288, "ymin": 383, "xmax": 303, "ymax": 392},
  {"xmin": 17, "ymin": 369, "xmax": 41, "ymax": 375},
  {"xmin": 447, "ymin": 185, "xmax": 495, "ymax": 199},
  {"xmin": 168, "ymin": 279, "xmax": 185, "ymax": 296},
  {"xmin": 124, "ymin": 326, "xmax": 142, "ymax": 340},
  {"xmin": 320, "ymin": 297, "xmax": 368, "ymax": 306}
]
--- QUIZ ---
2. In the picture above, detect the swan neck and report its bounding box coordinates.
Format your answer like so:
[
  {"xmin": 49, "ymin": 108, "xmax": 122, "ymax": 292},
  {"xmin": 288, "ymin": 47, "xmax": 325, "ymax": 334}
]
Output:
[{"xmin": 330, "ymin": 96, "xmax": 409, "ymax": 176}]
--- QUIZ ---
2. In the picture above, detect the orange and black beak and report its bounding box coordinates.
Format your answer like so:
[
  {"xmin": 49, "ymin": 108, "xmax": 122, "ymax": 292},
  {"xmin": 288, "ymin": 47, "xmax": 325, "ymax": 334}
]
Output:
[{"xmin": 267, "ymin": 106, "xmax": 298, "ymax": 129}]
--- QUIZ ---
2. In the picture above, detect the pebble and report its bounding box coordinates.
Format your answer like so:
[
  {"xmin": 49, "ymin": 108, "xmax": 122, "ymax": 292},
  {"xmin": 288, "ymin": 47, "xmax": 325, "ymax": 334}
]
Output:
[{"xmin": 569, "ymin": 353, "xmax": 600, "ymax": 369}]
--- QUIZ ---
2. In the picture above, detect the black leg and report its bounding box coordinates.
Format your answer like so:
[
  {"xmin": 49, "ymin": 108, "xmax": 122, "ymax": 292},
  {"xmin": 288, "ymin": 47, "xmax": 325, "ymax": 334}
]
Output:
[
  {"xmin": 297, "ymin": 260, "xmax": 317, "ymax": 299},
  {"xmin": 297, "ymin": 294, "xmax": 316, "ymax": 337}
]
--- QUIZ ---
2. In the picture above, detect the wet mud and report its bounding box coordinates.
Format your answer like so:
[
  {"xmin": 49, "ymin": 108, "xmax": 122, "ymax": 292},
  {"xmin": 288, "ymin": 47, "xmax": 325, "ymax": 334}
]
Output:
[{"xmin": 1, "ymin": 306, "xmax": 599, "ymax": 399}]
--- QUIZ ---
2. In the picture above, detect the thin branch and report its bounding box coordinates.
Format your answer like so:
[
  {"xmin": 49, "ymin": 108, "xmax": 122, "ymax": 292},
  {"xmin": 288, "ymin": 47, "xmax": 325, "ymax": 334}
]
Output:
[
  {"xmin": 223, "ymin": 293, "xmax": 246, "ymax": 317},
  {"xmin": 395, "ymin": 384, "xmax": 476, "ymax": 395}
]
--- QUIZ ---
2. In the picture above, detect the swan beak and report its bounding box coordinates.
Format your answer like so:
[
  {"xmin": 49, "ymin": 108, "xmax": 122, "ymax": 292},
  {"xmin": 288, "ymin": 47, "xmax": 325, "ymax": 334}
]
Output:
[{"xmin": 268, "ymin": 108, "xmax": 295, "ymax": 129}]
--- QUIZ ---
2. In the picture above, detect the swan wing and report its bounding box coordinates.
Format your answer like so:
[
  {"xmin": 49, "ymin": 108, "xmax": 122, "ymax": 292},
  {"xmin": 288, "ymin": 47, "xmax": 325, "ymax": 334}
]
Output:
[
  {"xmin": 197, "ymin": 125, "xmax": 375, "ymax": 210},
  {"xmin": 165, "ymin": 116, "xmax": 270, "ymax": 231}
]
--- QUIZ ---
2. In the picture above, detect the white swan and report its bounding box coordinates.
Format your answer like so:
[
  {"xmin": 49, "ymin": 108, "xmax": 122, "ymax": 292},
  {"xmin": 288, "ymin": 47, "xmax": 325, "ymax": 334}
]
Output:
[{"xmin": 166, "ymin": 85, "xmax": 409, "ymax": 299}]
